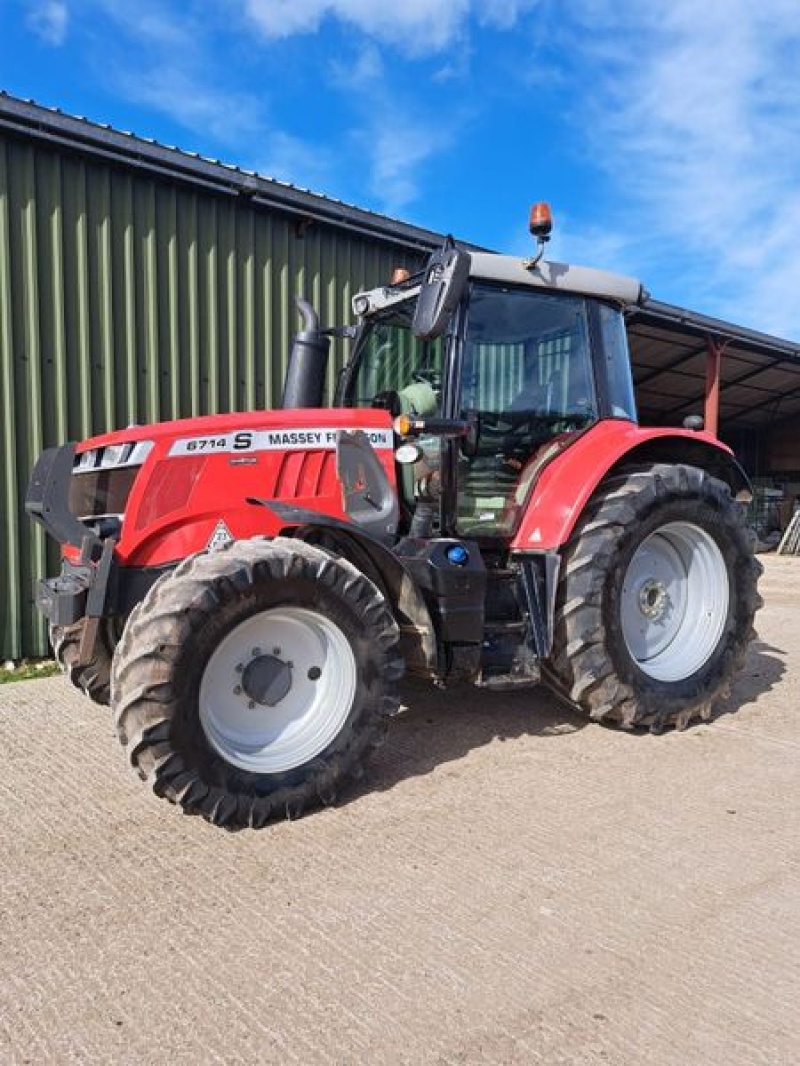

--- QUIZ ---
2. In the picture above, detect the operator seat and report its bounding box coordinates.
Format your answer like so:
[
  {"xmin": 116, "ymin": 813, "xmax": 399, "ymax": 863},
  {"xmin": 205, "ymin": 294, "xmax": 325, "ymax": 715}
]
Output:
[{"xmin": 509, "ymin": 367, "xmax": 560, "ymax": 414}]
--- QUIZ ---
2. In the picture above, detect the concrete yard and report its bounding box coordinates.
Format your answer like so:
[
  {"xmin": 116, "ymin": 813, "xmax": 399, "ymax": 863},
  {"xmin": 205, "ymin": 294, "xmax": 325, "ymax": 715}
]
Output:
[{"xmin": 0, "ymin": 555, "xmax": 798, "ymax": 1065}]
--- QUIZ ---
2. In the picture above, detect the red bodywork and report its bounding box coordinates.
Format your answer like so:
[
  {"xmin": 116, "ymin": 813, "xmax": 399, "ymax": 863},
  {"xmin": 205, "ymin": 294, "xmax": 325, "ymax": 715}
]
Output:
[
  {"xmin": 69, "ymin": 408, "xmax": 397, "ymax": 567},
  {"xmin": 67, "ymin": 407, "xmax": 735, "ymax": 568},
  {"xmin": 510, "ymin": 420, "xmax": 734, "ymax": 551}
]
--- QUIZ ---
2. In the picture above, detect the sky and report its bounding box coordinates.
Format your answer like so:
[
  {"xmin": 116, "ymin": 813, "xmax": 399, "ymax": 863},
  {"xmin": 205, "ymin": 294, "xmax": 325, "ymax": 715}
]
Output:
[{"xmin": 2, "ymin": 0, "xmax": 800, "ymax": 338}]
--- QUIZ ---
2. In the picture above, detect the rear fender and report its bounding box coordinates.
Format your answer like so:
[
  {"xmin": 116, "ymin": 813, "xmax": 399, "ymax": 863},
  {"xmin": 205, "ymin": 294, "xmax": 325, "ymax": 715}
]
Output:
[{"xmin": 511, "ymin": 421, "xmax": 750, "ymax": 552}]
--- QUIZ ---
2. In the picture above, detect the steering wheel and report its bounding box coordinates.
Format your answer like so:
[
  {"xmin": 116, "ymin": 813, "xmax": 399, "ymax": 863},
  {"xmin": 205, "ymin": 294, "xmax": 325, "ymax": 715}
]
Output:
[
  {"xmin": 371, "ymin": 390, "xmax": 402, "ymax": 416},
  {"xmin": 475, "ymin": 410, "xmax": 558, "ymax": 457}
]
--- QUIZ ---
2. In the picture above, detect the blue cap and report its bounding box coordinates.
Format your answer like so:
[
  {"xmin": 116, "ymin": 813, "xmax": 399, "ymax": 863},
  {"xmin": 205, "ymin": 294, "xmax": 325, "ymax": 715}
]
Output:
[{"xmin": 446, "ymin": 544, "xmax": 470, "ymax": 567}]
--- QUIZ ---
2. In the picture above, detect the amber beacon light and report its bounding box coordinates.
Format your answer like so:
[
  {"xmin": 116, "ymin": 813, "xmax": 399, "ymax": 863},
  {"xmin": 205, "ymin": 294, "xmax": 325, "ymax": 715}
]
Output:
[
  {"xmin": 529, "ymin": 201, "xmax": 553, "ymax": 239},
  {"xmin": 525, "ymin": 202, "xmax": 553, "ymax": 269}
]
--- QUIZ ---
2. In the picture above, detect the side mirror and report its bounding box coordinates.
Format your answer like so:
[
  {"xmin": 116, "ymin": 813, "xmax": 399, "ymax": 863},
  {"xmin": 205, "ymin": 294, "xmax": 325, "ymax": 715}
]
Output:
[{"xmin": 412, "ymin": 238, "xmax": 470, "ymax": 340}]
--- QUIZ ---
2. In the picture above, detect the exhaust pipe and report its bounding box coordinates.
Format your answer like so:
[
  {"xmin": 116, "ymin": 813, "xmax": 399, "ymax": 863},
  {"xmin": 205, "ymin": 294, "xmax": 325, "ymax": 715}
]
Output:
[{"xmin": 281, "ymin": 298, "xmax": 331, "ymax": 409}]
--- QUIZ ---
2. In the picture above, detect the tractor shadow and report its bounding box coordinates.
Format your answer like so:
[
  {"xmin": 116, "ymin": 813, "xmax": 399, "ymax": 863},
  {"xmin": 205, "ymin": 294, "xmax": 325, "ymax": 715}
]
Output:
[
  {"xmin": 712, "ymin": 638, "xmax": 787, "ymax": 718},
  {"xmin": 350, "ymin": 638, "xmax": 787, "ymax": 802}
]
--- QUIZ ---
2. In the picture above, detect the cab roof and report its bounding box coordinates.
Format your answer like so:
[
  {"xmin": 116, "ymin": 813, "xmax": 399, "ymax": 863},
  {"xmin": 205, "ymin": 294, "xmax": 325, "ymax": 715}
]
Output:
[
  {"xmin": 354, "ymin": 251, "xmax": 646, "ymax": 318},
  {"xmin": 468, "ymin": 252, "xmax": 645, "ymax": 306}
]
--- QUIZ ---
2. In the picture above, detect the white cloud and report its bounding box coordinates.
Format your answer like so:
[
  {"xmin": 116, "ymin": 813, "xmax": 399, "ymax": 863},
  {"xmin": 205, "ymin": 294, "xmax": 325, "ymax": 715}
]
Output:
[
  {"xmin": 257, "ymin": 131, "xmax": 338, "ymax": 193},
  {"xmin": 560, "ymin": 0, "xmax": 800, "ymax": 337},
  {"xmin": 91, "ymin": 0, "xmax": 192, "ymax": 48},
  {"xmin": 550, "ymin": 222, "xmax": 639, "ymax": 280},
  {"xmin": 328, "ymin": 41, "xmax": 384, "ymax": 90},
  {"xmin": 82, "ymin": 2, "xmax": 264, "ymax": 148},
  {"xmin": 248, "ymin": 88, "xmax": 439, "ymax": 214},
  {"xmin": 474, "ymin": 0, "xmax": 538, "ymax": 31},
  {"xmin": 26, "ymin": 0, "xmax": 68, "ymax": 45},
  {"xmin": 64, "ymin": 0, "xmax": 537, "ymax": 226},
  {"xmin": 116, "ymin": 68, "xmax": 264, "ymax": 146},
  {"xmin": 327, "ymin": 40, "xmax": 460, "ymax": 214},
  {"xmin": 242, "ymin": 0, "xmax": 537, "ymax": 54},
  {"xmin": 367, "ymin": 115, "xmax": 445, "ymax": 215}
]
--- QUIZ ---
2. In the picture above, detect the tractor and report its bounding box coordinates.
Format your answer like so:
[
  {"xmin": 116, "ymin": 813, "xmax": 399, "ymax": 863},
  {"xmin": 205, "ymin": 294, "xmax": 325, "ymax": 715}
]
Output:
[{"xmin": 26, "ymin": 204, "xmax": 761, "ymax": 829}]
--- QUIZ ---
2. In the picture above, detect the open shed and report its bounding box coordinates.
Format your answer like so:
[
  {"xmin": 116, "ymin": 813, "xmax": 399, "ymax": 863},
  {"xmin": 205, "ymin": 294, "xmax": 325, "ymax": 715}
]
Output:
[{"xmin": 627, "ymin": 300, "xmax": 800, "ymax": 538}]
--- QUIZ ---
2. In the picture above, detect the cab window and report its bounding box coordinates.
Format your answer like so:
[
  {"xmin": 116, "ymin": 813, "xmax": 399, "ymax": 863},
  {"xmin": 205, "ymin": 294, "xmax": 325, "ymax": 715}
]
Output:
[{"xmin": 346, "ymin": 306, "xmax": 443, "ymax": 418}]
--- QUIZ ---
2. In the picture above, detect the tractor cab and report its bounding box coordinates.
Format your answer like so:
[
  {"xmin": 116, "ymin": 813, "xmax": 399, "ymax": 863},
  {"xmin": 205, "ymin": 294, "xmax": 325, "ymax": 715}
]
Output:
[{"xmin": 338, "ymin": 207, "xmax": 640, "ymax": 542}]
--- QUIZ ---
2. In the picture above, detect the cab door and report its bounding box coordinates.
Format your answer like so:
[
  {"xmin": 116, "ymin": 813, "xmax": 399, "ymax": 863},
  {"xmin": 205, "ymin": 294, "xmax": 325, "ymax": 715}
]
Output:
[{"xmin": 455, "ymin": 284, "xmax": 597, "ymax": 538}]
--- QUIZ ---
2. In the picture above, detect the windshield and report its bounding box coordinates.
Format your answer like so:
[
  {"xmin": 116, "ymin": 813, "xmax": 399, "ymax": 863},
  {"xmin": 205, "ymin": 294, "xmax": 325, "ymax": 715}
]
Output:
[{"xmin": 344, "ymin": 304, "xmax": 444, "ymax": 418}]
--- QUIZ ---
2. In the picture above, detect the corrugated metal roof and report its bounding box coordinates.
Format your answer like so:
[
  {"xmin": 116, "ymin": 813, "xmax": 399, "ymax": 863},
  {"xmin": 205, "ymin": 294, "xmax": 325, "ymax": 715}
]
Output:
[
  {"xmin": 0, "ymin": 91, "xmax": 457, "ymax": 253},
  {"xmin": 628, "ymin": 299, "xmax": 800, "ymax": 431}
]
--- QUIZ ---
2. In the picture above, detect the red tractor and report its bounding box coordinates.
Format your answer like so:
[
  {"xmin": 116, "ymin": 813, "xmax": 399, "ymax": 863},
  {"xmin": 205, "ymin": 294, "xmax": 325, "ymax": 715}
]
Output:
[{"xmin": 27, "ymin": 205, "xmax": 761, "ymax": 829}]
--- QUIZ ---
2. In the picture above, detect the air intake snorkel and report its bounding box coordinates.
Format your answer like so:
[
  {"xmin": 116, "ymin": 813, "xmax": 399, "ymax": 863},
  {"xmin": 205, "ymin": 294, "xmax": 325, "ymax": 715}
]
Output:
[{"xmin": 281, "ymin": 298, "xmax": 331, "ymax": 409}]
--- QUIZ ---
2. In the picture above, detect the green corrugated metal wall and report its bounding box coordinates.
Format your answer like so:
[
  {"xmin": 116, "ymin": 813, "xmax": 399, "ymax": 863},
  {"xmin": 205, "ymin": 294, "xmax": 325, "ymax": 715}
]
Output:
[{"xmin": 0, "ymin": 134, "xmax": 425, "ymax": 659}]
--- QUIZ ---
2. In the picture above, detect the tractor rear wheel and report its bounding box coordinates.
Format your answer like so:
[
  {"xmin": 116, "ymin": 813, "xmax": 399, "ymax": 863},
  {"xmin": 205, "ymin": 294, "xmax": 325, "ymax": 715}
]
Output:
[
  {"xmin": 548, "ymin": 464, "xmax": 761, "ymax": 731},
  {"xmin": 50, "ymin": 619, "xmax": 116, "ymax": 705},
  {"xmin": 111, "ymin": 537, "xmax": 403, "ymax": 829}
]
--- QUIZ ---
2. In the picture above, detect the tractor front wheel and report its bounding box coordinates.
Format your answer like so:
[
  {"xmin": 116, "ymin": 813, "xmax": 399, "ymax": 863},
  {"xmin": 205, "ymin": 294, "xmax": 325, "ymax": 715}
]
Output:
[
  {"xmin": 548, "ymin": 464, "xmax": 762, "ymax": 731},
  {"xmin": 111, "ymin": 538, "xmax": 403, "ymax": 828}
]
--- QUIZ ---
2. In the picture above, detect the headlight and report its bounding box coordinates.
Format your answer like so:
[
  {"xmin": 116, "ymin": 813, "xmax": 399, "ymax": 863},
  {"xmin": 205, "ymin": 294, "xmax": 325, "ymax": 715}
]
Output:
[{"xmin": 74, "ymin": 441, "xmax": 153, "ymax": 471}]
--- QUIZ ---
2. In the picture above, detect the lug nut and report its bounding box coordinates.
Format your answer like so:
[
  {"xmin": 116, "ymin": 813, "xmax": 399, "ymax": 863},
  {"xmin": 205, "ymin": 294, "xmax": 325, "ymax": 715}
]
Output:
[
  {"xmin": 233, "ymin": 685, "xmax": 242, "ymax": 695},
  {"xmin": 272, "ymin": 647, "xmax": 281, "ymax": 656},
  {"xmin": 308, "ymin": 667, "xmax": 321, "ymax": 681}
]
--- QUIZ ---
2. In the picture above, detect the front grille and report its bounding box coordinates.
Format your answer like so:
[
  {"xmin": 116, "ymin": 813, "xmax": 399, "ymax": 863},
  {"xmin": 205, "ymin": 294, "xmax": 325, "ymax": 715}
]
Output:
[{"xmin": 69, "ymin": 466, "xmax": 140, "ymax": 519}]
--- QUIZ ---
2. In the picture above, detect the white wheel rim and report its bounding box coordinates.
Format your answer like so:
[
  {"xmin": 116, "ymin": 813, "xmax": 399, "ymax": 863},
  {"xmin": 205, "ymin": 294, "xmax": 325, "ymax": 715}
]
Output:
[
  {"xmin": 620, "ymin": 521, "xmax": 729, "ymax": 682},
  {"xmin": 199, "ymin": 606, "xmax": 357, "ymax": 773}
]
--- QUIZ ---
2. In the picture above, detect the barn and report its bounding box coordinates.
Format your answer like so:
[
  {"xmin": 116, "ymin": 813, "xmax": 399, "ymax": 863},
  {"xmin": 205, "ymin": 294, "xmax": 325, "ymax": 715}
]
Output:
[{"xmin": 2, "ymin": 92, "xmax": 798, "ymax": 658}]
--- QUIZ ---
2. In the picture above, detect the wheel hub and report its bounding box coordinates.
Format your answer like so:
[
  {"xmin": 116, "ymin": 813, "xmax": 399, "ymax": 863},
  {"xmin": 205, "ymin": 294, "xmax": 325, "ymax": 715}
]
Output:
[
  {"xmin": 620, "ymin": 520, "xmax": 730, "ymax": 682},
  {"xmin": 638, "ymin": 578, "xmax": 669, "ymax": 620},
  {"xmin": 199, "ymin": 606, "xmax": 358, "ymax": 774},
  {"xmin": 241, "ymin": 654, "xmax": 292, "ymax": 706}
]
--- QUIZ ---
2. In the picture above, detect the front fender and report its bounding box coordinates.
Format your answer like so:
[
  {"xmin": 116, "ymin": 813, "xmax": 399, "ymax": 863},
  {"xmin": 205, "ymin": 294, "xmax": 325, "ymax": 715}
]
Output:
[
  {"xmin": 121, "ymin": 505, "xmax": 285, "ymax": 566},
  {"xmin": 511, "ymin": 421, "xmax": 749, "ymax": 551}
]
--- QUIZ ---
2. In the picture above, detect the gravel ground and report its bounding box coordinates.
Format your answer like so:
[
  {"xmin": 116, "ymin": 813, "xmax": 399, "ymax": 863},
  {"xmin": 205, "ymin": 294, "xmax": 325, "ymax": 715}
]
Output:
[{"xmin": 0, "ymin": 554, "xmax": 798, "ymax": 1065}]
